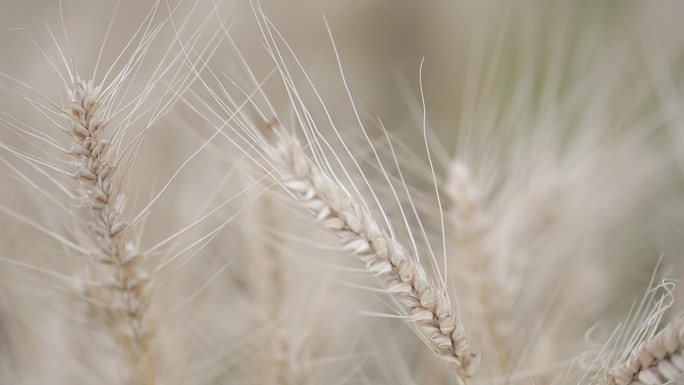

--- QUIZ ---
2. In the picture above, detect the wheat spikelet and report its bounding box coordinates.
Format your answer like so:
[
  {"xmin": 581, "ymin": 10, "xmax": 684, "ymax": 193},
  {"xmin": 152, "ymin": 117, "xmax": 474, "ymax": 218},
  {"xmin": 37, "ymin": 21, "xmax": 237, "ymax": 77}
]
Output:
[
  {"xmin": 273, "ymin": 136, "xmax": 479, "ymax": 382},
  {"xmin": 66, "ymin": 76, "xmax": 154, "ymax": 385}
]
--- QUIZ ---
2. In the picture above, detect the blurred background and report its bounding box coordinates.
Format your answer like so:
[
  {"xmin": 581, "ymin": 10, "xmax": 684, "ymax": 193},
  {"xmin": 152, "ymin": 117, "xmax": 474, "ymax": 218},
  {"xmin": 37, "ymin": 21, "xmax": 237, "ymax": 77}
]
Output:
[
  {"xmin": 2, "ymin": 1, "xmax": 684, "ymax": 384},
  {"xmin": 3, "ymin": 0, "xmax": 681, "ymax": 142}
]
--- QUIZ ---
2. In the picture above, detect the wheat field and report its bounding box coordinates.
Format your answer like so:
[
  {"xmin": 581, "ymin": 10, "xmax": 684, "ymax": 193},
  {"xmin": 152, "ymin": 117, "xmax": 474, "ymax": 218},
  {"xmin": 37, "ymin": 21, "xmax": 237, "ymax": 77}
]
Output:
[{"xmin": 1, "ymin": 1, "xmax": 684, "ymax": 384}]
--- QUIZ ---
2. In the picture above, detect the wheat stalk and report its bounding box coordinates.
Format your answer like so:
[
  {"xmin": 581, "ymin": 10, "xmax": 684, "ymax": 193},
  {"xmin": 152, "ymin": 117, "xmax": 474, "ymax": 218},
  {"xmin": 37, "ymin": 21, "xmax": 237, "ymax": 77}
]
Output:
[
  {"xmin": 66, "ymin": 76, "xmax": 155, "ymax": 385},
  {"xmin": 272, "ymin": 136, "xmax": 479, "ymax": 382}
]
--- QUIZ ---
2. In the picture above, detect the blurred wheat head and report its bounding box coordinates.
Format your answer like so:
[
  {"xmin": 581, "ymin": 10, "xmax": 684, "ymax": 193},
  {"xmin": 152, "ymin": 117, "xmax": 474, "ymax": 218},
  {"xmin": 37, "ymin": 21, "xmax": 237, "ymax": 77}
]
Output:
[{"xmin": 1, "ymin": 1, "xmax": 684, "ymax": 385}]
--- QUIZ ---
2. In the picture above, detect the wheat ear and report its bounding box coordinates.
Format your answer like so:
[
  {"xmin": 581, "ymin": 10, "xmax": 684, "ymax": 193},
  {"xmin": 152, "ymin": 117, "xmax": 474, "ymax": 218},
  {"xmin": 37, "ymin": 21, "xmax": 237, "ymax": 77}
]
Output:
[
  {"xmin": 273, "ymin": 137, "xmax": 479, "ymax": 382},
  {"xmin": 448, "ymin": 159, "xmax": 531, "ymax": 374},
  {"xmin": 67, "ymin": 77, "xmax": 154, "ymax": 385},
  {"xmin": 596, "ymin": 317, "xmax": 684, "ymax": 385},
  {"xmin": 447, "ymin": 160, "xmax": 512, "ymax": 370},
  {"xmin": 248, "ymin": 188, "xmax": 305, "ymax": 385}
]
